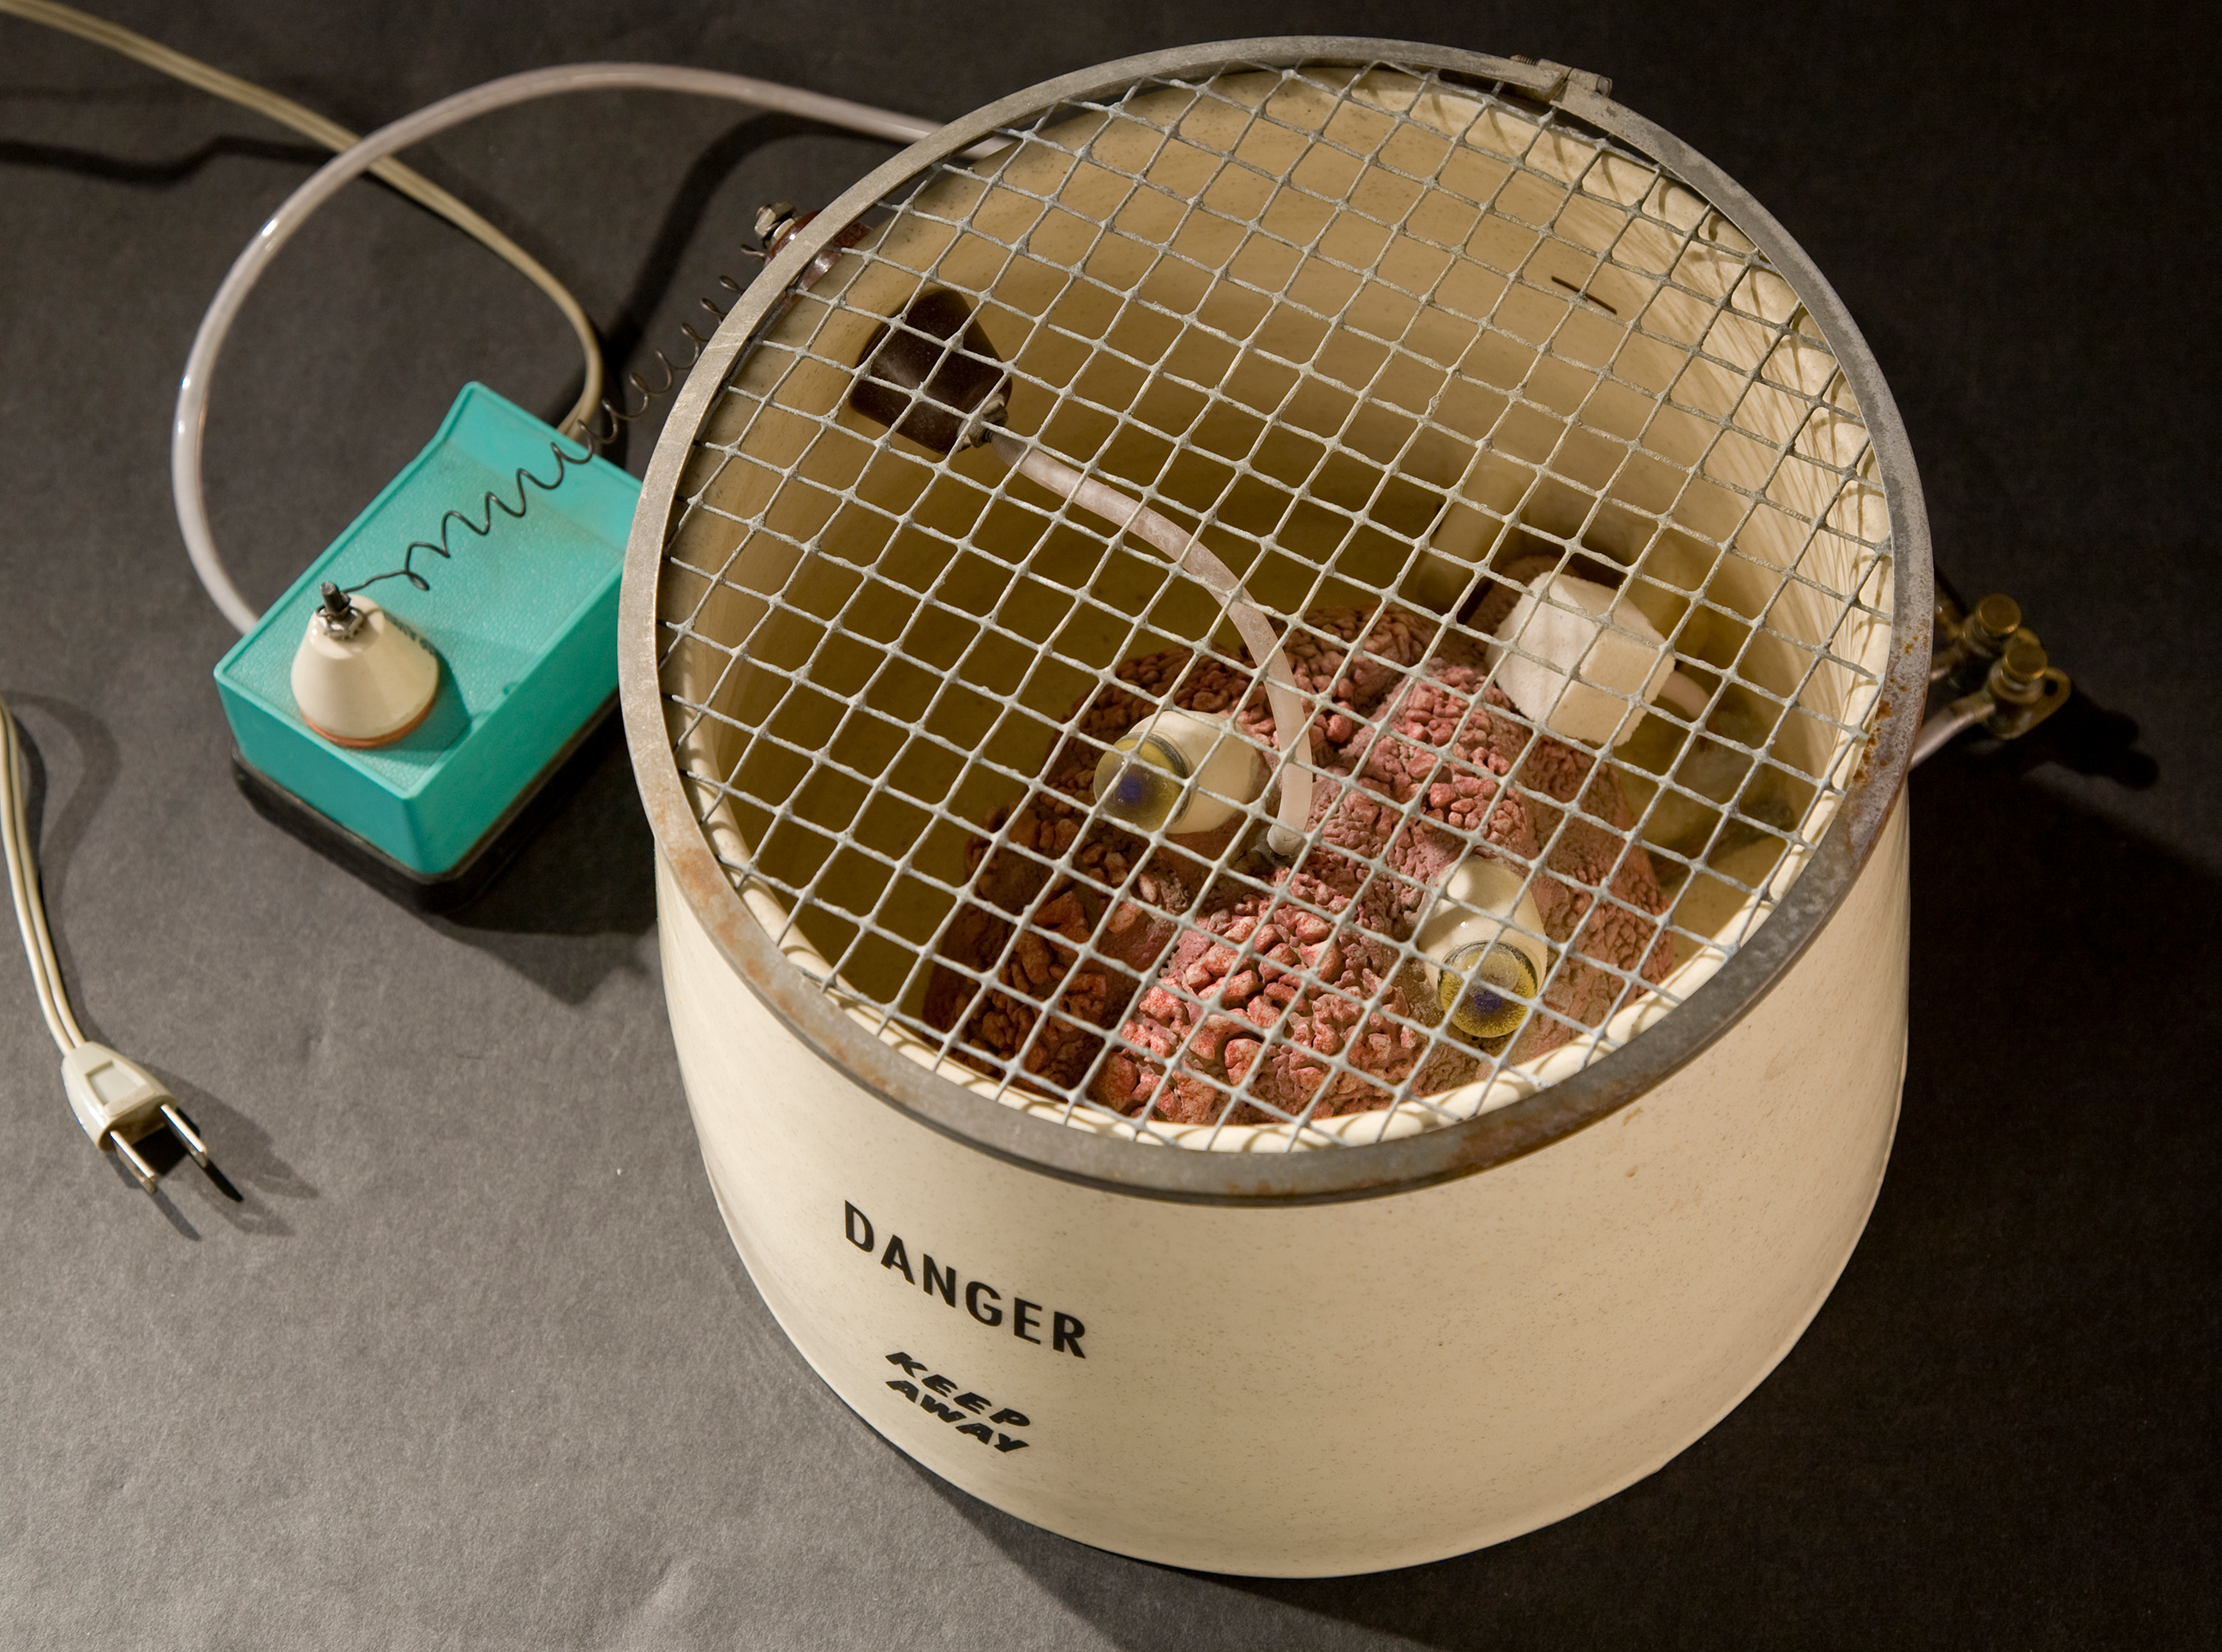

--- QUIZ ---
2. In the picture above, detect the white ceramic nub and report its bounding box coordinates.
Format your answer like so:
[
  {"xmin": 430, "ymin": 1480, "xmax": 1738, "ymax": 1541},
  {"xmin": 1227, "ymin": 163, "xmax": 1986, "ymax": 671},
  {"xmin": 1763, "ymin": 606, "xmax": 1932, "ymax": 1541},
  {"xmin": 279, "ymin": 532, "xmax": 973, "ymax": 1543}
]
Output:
[
  {"xmin": 1489, "ymin": 573, "xmax": 1676, "ymax": 747},
  {"xmin": 289, "ymin": 597, "xmax": 439, "ymax": 748},
  {"xmin": 1416, "ymin": 857, "xmax": 1552, "ymax": 1036},
  {"xmin": 1093, "ymin": 708, "xmax": 1263, "ymax": 835}
]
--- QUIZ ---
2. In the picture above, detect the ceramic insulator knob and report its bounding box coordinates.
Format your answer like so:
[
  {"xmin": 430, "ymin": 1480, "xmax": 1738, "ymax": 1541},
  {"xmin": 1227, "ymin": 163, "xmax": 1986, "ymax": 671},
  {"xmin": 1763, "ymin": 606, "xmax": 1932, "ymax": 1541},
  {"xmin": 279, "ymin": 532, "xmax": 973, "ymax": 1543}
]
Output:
[
  {"xmin": 1415, "ymin": 857, "xmax": 1552, "ymax": 1042},
  {"xmin": 1488, "ymin": 572, "xmax": 1674, "ymax": 747},
  {"xmin": 290, "ymin": 596, "xmax": 440, "ymax": 749}
]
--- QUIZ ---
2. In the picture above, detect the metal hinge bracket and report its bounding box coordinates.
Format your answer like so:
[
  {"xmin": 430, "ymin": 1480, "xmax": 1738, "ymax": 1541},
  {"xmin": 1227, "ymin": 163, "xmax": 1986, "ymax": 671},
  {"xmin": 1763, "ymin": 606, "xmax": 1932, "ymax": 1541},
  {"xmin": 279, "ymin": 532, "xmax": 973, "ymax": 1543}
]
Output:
[{"xmin": 1507, "ymin": 57, "xmax": 1615, "ymax": 104}]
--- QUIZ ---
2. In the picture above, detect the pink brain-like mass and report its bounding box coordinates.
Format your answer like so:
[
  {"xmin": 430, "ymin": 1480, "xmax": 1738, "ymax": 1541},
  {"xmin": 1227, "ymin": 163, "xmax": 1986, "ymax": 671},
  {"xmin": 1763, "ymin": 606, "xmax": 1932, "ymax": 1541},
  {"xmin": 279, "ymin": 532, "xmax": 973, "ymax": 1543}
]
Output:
[{"xmin": 921, "ymin": 603, "xmax": 1677, "ymax": 1127}]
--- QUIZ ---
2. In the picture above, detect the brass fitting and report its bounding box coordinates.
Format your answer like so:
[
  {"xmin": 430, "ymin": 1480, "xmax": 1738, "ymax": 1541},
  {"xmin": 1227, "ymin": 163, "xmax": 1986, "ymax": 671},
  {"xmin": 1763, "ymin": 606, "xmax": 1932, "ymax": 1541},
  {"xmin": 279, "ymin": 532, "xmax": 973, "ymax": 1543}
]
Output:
[
  {"xmin": 1911, "ymin": 590, "xmax": 2074, "ymax": 765},
  {"xmin": 1982, "ymin": 629, "xmax": 2070, "ymax": 739},
  {"xmin": 1931, "ymin": 591, "xmax": 2023, "ymax": 692},
  {"xmin": 1988, "ymin": 630, "xmax": 2049, "ymax": 704},
  {"xmin": 1966, "ymin": 594, "xmax": 2021, "ymax": 657}
]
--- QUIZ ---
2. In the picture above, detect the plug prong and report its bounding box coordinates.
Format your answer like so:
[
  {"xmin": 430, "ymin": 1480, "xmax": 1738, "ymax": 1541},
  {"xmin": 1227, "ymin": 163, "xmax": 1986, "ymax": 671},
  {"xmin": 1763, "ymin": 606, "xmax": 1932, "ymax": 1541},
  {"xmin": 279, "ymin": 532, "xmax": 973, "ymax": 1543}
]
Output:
[
  {"xmin": 160, "ymin": 1103, "xmax": 209, "ymax": 1166},
  {"xmin": 110, "ymin": 1129, "xmax": 158, "ymax": 1194}
]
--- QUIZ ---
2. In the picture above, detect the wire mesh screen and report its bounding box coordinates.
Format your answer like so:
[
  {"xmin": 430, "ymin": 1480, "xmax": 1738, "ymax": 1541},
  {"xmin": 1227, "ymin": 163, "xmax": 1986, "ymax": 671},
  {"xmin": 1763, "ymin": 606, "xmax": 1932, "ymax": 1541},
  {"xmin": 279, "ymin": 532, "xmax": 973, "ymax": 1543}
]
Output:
[{"xmin": 650, "ymin": 56, "xmax": 1895, "ymax": 1151}]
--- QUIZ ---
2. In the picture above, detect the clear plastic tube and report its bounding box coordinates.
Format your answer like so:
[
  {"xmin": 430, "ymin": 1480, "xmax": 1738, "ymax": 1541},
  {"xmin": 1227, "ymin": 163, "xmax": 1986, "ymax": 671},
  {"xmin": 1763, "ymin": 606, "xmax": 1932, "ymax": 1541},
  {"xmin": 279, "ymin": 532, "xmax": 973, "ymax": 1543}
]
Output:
[
  {"xmin": 172, "ymin": 62, "xmax": 953, "ymax": 634},
  {"xmin": 991, "ymin": 430, "xmax": 1313, "ymax": 855}
]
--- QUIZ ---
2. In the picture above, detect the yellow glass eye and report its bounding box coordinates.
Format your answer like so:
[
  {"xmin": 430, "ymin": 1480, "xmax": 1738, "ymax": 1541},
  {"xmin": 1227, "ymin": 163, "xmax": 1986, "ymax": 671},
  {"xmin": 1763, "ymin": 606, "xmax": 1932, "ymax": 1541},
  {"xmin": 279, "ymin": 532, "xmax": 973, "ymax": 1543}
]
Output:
[
  {"xmin": 1092, "ymin": 732, "xmax": 1189, "ymax": 831},
  {"xmin": 1437, "ymin": 941, "xmax": 1538, "ymax": 1041}
]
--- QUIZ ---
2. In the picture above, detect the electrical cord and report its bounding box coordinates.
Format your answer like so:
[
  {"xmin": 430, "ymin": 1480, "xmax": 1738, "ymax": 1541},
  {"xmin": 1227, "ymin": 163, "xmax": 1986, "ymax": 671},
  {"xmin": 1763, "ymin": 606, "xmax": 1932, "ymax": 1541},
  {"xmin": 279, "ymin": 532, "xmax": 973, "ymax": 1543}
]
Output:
[
  {"xmin": 1, "ymin": 0, "xmax": 609, "ymax": 438},
  {"xmin": 1, "ymin": 698, "xmax": 83, "ymax": 1056},
  {"xmin": 3, "ymin": 696, "xmax": 226, "ymax": 1194},
  {"xmin": 171, "ymin": 61, "xmax": 949, "ymax": 634},
  {"xmin": 5, "ymin": 3, "xmax": 952, "ymax": 632},
  {"xmin": 2, "ymin": 24, "xmax": 961, "ymax": 1190},
  {"xmin": 170, "ymin": 62, "xmax": 955, "ymax": 634}
]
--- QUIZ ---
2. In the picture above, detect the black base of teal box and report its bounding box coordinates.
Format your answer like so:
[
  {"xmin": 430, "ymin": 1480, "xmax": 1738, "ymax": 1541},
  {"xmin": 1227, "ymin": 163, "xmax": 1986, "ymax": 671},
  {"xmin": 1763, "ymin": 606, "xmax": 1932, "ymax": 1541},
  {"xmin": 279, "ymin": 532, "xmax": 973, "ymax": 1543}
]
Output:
[
  {"xmin": 229, "ymin": 694, "xmax": 619, "ymax": 913},
  {"xmin": 213, "ymin": 384, "xmax": 641, "ymax": 896}
]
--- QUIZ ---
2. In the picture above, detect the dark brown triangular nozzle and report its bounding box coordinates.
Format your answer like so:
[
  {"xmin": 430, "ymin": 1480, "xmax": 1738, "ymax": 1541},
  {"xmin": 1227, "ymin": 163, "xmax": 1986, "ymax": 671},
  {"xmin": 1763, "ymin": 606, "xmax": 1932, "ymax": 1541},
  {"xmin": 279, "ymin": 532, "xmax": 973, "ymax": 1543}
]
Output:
[{"xmin": 848, "ymin": 288, "xmax": 1009, "ymax": 456}]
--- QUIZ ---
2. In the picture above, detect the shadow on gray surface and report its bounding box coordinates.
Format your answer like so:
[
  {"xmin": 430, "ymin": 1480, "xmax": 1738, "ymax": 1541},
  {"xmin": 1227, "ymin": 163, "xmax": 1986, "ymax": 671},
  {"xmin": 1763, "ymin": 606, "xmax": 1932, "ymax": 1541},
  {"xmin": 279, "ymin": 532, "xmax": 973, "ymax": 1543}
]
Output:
[
  {"xmin": 546, "ymin": 109, "xmax": 873, "ymax": 468},
  {"xmin": 1926, "ymin": 568, "xmax": 2158, "ymax": 793},
  {"xmin": 93, "ymin": 1118, "xmax": 255, "ymax": 1239},
  {"xmin": 0, "ymin": 133, "xmax": 326, "ymax": 186},
  {"xmin": 428, "ymin": 729, "xmax": 659, "ymax": 1002},
  {"xmin": 1955, "ymin": 681, "xmax": 2158, "ymax": 791},
  {"xmin": 879, "ymin": 762, "xmax": 2222, "ymax": 1649},
  {"xmin": 100, "ymin": 1145, "xmax": 203, "ymax": 1237},
  {"xmin": 146, "ymin": 1065, "xmax": 317, "ymax": 1238}
]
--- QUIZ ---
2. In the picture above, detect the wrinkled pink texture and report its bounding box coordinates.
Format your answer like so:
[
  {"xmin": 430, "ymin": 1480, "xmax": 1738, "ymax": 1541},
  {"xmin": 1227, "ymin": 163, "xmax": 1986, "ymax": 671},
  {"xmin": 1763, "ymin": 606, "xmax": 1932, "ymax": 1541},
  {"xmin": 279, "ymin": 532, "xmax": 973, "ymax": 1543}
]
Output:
[{"xmin": 924, "ymin": 604, "xmax": 1676, "ymax": 1125}]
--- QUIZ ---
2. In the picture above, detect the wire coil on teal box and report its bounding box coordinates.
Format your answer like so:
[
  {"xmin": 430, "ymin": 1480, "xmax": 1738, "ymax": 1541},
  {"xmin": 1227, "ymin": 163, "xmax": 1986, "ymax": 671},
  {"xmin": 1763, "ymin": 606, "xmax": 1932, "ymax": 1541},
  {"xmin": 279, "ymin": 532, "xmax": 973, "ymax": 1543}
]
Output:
[{"xmin": 214, "ymin": 383, "xmax": 641, "ymax": 884}]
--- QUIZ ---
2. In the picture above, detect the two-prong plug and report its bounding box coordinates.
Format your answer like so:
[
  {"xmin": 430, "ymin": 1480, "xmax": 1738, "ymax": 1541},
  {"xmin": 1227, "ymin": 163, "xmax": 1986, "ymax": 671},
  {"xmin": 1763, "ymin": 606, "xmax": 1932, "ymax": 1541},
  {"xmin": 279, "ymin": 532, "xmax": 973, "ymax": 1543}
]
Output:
[{"xmin": 60, "ymin": 1044, "xmax": 217, "ymax": 1195}]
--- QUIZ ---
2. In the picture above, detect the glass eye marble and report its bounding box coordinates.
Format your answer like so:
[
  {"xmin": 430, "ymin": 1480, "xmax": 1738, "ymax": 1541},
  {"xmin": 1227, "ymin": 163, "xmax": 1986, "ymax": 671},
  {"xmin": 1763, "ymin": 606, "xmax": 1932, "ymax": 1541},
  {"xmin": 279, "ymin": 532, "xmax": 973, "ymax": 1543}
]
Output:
[{"xmin": 1437, "ymin": 940, "xmax": 1539, "ymax": 1041}]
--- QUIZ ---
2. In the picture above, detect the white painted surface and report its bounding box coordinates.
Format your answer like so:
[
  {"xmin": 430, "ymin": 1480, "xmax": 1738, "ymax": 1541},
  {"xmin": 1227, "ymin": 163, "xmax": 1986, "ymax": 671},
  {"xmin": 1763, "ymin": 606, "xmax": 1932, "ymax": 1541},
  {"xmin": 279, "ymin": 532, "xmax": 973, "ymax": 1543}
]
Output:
[{"xmin": 656, "ymin": 802, "xmax": 1908, "ymax": 1576}]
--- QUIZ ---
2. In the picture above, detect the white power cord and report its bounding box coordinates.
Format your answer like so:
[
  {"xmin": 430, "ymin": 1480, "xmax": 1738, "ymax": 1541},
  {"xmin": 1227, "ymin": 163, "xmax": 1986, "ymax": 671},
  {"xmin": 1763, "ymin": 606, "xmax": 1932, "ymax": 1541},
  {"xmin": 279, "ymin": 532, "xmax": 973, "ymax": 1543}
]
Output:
[
  {"xmin": 6, "ymin": 3, "xmax": 949, "ymax": 633},
  {"xmin": 7, "ymin": 12, "xmax": 956, "ymax": 1191},
  {"xmin": 0, "ymin": 699, "xmax": 83, "ymax": 1056},
  {"xmin": 3, "ymin": 697, "xmax": 220, "ymax": 1194},
  {"xmin": 1, "ymin": 0, "xmax": 611, "ymax": 436},
  {"xmin": 173, "ymin": 61, "xmax": 948, "ymax": 635}
]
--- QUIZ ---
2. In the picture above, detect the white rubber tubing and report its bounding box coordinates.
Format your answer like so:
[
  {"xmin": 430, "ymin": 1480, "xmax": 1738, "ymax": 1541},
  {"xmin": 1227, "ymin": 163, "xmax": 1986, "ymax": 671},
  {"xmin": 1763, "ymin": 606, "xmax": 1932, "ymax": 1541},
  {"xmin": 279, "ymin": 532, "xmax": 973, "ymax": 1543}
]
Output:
[
  {"xmin": 1, "ymin": 699, "xmax": 85, "ymax": 1052},
  {"xmin": 174, "ymin": 62, "xmax": 954, "ymax": 636},
  {"xmin": 991, "ymin": 431, "xmax": 1315, "ymax": 856}
]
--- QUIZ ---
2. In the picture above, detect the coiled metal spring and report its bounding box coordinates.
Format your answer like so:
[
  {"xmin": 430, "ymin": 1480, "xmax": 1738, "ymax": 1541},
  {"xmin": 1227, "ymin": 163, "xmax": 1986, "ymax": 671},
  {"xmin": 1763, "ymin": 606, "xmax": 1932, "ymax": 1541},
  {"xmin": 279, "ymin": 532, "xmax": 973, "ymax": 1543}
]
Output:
[
  {"xmin": 345, "ymin": 268, "xmax": 758, "ymax": 596},
  {"xmin": 578, "ymin": 271, "xmax": 754, "ymax": 451},
  {"xmin": 342, "ymin": 433, "xmax": 597, "ymax": 596}
]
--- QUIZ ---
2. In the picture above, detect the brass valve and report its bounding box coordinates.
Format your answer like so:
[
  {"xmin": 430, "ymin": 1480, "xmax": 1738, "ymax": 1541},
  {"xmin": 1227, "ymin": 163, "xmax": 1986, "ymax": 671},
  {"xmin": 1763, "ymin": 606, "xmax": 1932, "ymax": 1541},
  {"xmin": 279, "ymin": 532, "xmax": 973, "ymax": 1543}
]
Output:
[
  {"xmin": 1981, "ymin": 628, "xmax": 2070, "ymax": 740},
  {"xmin": 1931, "ymin": 591, "xmax": 2022, "ymax": 693},
  {"xmin": 1912, "ymin": 592, "xmax": 2072, "ymax": 765}
]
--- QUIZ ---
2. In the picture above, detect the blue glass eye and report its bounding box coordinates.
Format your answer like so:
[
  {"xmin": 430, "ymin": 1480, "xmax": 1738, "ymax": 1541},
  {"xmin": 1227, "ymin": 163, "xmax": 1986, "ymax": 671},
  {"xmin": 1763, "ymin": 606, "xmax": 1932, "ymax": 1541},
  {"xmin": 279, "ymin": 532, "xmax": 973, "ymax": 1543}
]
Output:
[
  {"xmin": 1092, "ymin": 733, "xmax": 1188, "ymax": 831},
  {"xmin": 1438, "ymin": 942, "xmax": 1537, "ymax": 1041},
  {"xmin": 1111, "ymin": 763, "xmax": 1157, "ymax": 811},
  {"xmin": 1462, "ymin": 981, "xmax": 1507, "ymax": 1023}
]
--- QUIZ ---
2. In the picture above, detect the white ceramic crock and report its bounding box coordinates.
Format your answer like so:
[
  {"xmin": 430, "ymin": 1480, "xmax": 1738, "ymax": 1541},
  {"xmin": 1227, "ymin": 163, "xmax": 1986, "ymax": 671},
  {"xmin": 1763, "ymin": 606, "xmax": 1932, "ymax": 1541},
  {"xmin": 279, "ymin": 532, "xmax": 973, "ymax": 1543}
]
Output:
[{"xmin": 620, "ymin": 40, "xmax": 1933, "ymax": 1576}]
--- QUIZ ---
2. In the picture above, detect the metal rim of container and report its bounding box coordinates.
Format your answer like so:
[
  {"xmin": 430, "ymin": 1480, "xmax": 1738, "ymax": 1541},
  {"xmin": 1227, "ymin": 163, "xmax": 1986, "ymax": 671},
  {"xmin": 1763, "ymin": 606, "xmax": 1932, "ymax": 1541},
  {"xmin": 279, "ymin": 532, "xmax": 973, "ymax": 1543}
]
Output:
[{"xmin": 618, "ymin": 36, "xmax": 1934, "ymax": 1207}]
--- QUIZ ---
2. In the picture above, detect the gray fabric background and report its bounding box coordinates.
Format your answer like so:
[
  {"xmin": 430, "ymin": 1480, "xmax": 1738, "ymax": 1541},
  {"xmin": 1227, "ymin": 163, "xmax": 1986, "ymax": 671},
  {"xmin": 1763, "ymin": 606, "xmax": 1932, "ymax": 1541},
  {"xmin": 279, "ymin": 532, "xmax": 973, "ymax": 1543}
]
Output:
[{"xmin": 3, "ymin": 3, "xmax": 2214, "ymax": 1646}]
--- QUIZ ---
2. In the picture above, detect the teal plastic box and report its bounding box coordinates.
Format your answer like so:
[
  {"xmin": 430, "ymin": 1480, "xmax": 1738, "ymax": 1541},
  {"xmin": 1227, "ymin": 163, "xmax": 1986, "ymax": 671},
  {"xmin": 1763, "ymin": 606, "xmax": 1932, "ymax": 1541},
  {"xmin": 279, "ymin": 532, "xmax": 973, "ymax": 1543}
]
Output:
[{"xmin": 214, "ymin": 383, "xmax": 641, "ymax": 883}]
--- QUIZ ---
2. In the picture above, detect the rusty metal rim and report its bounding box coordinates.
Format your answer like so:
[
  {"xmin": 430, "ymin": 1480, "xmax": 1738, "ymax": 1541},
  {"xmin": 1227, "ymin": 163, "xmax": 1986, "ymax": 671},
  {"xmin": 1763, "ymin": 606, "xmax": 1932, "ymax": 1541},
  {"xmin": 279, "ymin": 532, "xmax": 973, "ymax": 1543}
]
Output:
[{"xmin": 618, "ymin": 37, "xmax": 1933, "ymax": 1206}]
